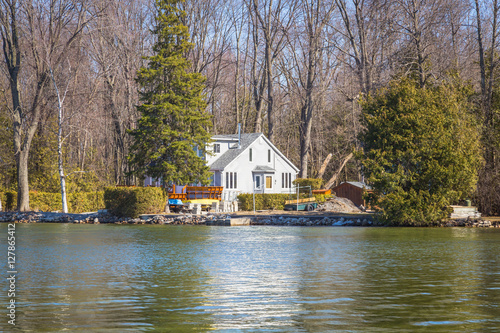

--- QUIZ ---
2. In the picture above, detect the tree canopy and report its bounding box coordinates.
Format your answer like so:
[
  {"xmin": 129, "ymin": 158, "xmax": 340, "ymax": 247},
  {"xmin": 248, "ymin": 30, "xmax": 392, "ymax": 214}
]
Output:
[
  {"xmin": 128, "ymin": 0, "xmax": 212, "ymax": 185},
  {"xmin": 359, "ymin": 77, "xmax": 482, "ymax": 225}
]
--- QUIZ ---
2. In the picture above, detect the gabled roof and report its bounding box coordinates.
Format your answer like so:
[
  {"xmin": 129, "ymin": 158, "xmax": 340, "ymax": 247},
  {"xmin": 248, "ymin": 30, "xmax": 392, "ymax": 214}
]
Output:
[
  {"xmin": 253, "ymin": 165, "xmax": 275, "ymax": 172},
  {"xmin": 208, "ymin": 132, "xmax": 299, "ymax": 172},
  {"xmin": 209, "ymin": 133, "xmax": 262, "ymax": 170}
]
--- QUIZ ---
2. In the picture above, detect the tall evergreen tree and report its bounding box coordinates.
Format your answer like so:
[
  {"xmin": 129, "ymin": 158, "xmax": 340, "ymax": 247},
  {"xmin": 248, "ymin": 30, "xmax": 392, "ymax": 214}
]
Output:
[
  {"xmin": 359, "ymin": 76, "xmax": 482, "ymax": 225},
  {"xmin": 128, "ymin": 0, "xmax": 212, "ymax": 185}
]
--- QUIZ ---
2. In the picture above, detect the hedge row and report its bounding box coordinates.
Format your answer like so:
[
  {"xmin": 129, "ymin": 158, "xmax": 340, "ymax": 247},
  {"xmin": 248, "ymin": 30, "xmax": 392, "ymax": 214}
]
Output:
[
  {"xmin": 293, "ymin": 178, "xmax": 323, "ymax": 190},
  {"xmin": 237, "ymin": 193, "xmax": 331, "ymax": 211},
  {"xmin": 0, "ymin": 191, "xmax": 104, "ymax": 213},
  {"xmin": 0, "ymin": 192, "xmax": 15, "ymax": 211},
  {"xmin": 104, "ymin": 187, "xmax": 167, "ymax": 218}
]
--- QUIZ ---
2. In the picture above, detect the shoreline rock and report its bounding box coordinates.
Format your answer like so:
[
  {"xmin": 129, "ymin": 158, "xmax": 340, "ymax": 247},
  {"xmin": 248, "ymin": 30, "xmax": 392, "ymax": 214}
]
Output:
[{"xmin": 0, "ymin": 211, "xmax": 497, "ymax": 227}]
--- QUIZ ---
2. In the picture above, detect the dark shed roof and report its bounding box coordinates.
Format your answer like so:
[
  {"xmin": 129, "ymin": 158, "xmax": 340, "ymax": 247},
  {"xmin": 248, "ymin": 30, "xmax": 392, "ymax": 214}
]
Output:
[{"xmin": 342, "ymin": 181, "xmax": 372, "ymax": 190}]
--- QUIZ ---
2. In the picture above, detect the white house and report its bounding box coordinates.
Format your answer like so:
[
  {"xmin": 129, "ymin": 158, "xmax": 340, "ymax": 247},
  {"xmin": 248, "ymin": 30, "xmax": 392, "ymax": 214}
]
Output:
[
  {"xmin": 207, "ymin": 133, "xmax": 299, "ymax": 201},
  {"xmin": 144, "ymin": 132, "xmax": 299, "ymax": 201}
]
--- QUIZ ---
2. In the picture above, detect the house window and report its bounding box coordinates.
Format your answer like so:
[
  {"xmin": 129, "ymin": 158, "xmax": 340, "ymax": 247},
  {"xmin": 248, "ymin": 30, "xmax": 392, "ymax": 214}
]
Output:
[
  {"xmin": 226, "ymin": 172, "xmax": 237, "ymax": 189},
  {"xmin": 282, "ymin": 173, "xmax": 292, "ymax": 188},
  {"xmin": 268, "ymin": 149, "xmax": 271, "ymax": 162},
  {"xmin": 266, "ymin": 176, "xmax": 272, "ymax": 189},
  {"xmin": 255, "ymin": 175, "xmax": 261, "ymax": 189},
  {"xmin": 214, "ymin": 144, "xmax": 220, "ymax": 153},
  {"xmin": 249, "ymin": 148, "xmax": 253, "ymax": 162}
]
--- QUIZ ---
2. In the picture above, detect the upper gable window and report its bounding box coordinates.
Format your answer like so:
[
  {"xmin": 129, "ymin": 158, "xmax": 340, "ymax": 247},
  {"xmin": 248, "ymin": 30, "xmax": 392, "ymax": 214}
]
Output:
[
  {"xmin": 214, "ymin": 144, "xmax": 220, "ymax": 153},
  {"xmin": 268, "ymin": 149, "xmax": 271, "ymax": 163},
  {"xmin": 249, "ymin": 148, "xmax": 253, "ymax": 162}
]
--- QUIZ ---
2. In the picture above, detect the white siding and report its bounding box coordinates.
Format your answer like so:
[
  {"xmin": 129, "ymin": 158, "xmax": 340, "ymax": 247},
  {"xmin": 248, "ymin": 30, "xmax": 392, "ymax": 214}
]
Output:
[{"xmin": 221, "ymin": 136, "xmax": 297, "ymax": 195}]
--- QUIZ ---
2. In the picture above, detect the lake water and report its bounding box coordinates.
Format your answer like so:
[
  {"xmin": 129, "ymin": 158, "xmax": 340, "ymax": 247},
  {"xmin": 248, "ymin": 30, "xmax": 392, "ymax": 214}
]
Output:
[{"xmin": 1, "ymin": 224, "xmax": 500, "ymax": 332}]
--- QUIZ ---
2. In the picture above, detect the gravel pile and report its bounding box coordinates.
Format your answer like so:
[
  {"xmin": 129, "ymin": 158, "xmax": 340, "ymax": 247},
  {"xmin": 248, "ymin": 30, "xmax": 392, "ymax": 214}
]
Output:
[{"xmin": 316, "ymin": 197, "xmax": 363, "ymax": 213}]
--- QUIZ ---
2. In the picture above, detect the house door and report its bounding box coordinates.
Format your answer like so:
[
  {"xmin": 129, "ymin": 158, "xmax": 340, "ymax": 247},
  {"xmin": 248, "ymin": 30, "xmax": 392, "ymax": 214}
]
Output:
[{"xmin": 254, "ymin": 175, "xmax": 262, "ymax": 192}]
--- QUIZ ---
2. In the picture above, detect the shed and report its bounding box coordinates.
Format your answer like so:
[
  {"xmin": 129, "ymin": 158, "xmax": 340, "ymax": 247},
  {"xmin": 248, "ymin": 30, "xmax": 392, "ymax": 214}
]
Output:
[{"xmin": 332, "ymin": 181, "xmax": 372, "ymax": 207}]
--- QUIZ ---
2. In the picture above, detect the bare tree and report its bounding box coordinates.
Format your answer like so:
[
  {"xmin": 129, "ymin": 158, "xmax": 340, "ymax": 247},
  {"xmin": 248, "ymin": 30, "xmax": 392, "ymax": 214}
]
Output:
[
  {"xmin": 0, "ymin": 0, "xmax": 97, "ymax": 210},
  {"xmin": 279, "ymin": 0, "xmax": 336, "ymax": 178},
  {"xmin": 252, "ymin": 0, "xmax": 298, "ymax": 142},
  {"xmin": 88, "ymin": 0, "xmax": 150, "ymax": 185},
  {"xmin": 334, "ymin": 0, "xmax": 394, "ymax": 94},
  {"xmin": 181, "ymin": 0, "xmax": 233, "ymax": 134},
  {"xmin": 391, "ymin": 0, "xmax": 456, "ymax": 87},
  {"xmin": 0, "ymin": 0, "xmax": 42, "ymax": 211},
  {"xmin": 474, "ymin": 0, "xmax": 500, "ymax": 215}
]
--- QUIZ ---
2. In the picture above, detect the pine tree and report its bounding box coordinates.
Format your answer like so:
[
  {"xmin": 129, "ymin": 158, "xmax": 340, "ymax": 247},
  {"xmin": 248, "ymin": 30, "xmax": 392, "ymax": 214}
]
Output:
[{"xmin": 128, "ymin": 0, "xmax": 212, "ymax": 185}]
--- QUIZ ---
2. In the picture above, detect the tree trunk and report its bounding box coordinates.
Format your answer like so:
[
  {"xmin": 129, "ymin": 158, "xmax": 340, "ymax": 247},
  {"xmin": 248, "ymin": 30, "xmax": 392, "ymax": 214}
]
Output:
[
  {"xmin": 265, "ymin": 43, "xmax": 274, "ymax": 142},
  {"xmin": 475, "ymin": 0, "xmax": 486, "ymax": 97},
  {"xmin": 324, "ymin": 153, "xmax": 353, "ymax": 189},
  {"xmin": 59, "ymin": 155, "xmax": 68, "ymax": 213},
  {"xmin": 56, "ymin": 97, "xmax": 68, "ymax": 213},
  {"xmin": 317, "ymin": 153, "xmax": 333, "ymax": 179},
  {"xmin": 51, "ymin": 68, "xmax": 69, "ymax": 213},
  {"xmin": 105, "ymin": 78, "xmax": 125, "ymax": 185},
  {"xmin": 2, "ymin": 0, "xmax": 31, "ymax": 211},
  {"xmin": 250, "ymin": 7, "xmax": 266, "ymax": 133},
  {"xmin": 16, "ymin": 149, "xmax": 30, "ymax": 211},
  {"xmin": 299, "ymin": 45, "xmax": 316, "ymax": 178}
]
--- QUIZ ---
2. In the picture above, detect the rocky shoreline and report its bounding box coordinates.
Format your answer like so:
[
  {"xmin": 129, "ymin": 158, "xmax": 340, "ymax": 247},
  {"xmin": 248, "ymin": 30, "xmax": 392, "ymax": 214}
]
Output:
[{"xmin": 0, "ymin": 211, "xmax": 498, "ymax": 227}]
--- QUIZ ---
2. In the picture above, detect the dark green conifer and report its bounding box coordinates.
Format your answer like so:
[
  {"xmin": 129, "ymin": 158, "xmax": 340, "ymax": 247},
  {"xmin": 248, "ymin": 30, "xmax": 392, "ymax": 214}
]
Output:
[
  {"xmin": 359, "ymin": 76, "xmax": 482, "ymax": 225},
  {"xmin": 128, "ymin": 0, "xmax": 212, "ymax": 185}
]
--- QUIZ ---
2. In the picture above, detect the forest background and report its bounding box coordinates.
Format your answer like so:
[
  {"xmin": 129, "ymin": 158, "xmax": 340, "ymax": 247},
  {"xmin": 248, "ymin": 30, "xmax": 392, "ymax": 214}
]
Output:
[{"xmin": 0, "ymin": 0, "xmax": 499, "ymax": 215}]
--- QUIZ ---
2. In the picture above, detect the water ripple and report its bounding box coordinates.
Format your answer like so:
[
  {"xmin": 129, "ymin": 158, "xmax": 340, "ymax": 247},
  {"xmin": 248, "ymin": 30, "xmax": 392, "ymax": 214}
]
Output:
[{"xmin": 1, "ymin": 225, "xmax": 500, "ymax": 332}]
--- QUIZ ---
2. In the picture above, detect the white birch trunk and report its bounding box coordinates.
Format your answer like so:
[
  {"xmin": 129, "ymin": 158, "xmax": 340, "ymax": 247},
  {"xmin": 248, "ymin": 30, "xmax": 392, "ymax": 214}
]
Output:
[{"xmin": 50, "ymin": 68, "xmax": 68, "ymax": 213}]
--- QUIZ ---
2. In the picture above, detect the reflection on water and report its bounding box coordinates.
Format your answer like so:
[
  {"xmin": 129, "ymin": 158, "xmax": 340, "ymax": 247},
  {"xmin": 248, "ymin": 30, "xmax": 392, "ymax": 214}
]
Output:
[{"xmin": 1, "ymin": 224, "xmax": 500, "ymax": 332}]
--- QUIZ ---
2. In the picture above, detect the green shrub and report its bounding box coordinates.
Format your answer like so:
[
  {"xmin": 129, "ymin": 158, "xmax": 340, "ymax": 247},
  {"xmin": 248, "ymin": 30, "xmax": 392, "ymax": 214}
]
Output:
[
  {"xmin": 293, "ymin": 178, "xmax": 323, "ymax": 190},
  {"xmin": 372, "ymin": 189, "xmax": 452, "ymax": 226},
  {"xmin": 359, "ymin": 77, "xmax": 481, "ymax": 225},
  {"xmin": 238, "ymin": 192, "xmax": 331, "ymax": 211},
  {"xmin": 0, "ymin": 192, "xmax": 6, "ymax": 211},
  {"xmin": 30, "ymin": 191, "xmax": 62, "ymax": 212},
  {"xmin": 1, "ymin": 191, "xmax": 17, "ymax": 211},
  {"xmin": 104, "ymin": 187, "xmax": 167, "ymax": 218},
  {"xmin": 313, "ymin": 194, "xmax": 332, "ymax": 204},
  {"xmin": 69, "ymin": 192, "xmax": 105, "ymax": 213},
  {"xmin": 237, "ymin": 193, "xmax": 285, "ymax": 211},
  {"xmin": 0, "ymin": 191, "xmax": 104, "ymax": 213}
]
